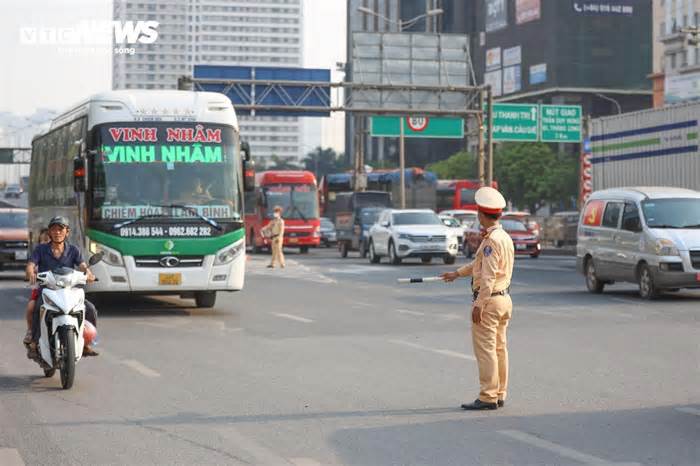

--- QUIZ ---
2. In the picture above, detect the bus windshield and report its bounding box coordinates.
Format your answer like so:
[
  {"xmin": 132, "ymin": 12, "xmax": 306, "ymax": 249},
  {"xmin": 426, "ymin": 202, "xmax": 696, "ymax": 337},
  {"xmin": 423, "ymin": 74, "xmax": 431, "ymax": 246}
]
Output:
[
  {"xmin": 92, "ymin": 122, "xmax": 241, "ymax": 221},
  {"xmin": 263, "ymin": 184, "xmax": 319, "ymax": 220}
]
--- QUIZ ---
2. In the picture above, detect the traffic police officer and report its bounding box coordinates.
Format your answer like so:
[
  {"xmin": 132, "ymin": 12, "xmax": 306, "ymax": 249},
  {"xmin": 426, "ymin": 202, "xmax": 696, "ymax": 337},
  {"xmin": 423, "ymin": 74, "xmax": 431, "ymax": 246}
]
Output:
[
  {"xmin": 262, "ymin": 205, "xmax": 286, "ymax": 268},
  {"xmin": 441, "ymin": 187, "xmax": 514, "ymax": 410}
]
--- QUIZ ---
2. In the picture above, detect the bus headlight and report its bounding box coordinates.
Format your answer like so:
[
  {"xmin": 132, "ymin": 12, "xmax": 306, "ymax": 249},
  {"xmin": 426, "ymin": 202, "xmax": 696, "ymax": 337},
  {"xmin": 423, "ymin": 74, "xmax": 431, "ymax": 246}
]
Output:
[
  {"xmin": 215, "ymin": 241, "xmax": 245, "ymax": 265},
  {"xmin": 88, "ymin": 240, "xmax": 124, "ymax": 267}
]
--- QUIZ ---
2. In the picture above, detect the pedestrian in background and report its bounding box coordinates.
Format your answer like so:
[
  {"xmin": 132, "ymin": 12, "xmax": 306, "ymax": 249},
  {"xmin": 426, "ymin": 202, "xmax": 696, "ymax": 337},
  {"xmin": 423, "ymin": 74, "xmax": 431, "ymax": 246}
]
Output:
[
  {"xmin": 441, "ymin": 187, "xmax": 514, "ymax": 411},
  {"xmin": 262, "ymin": 205, "xmax": 285, "ymax": 268}
]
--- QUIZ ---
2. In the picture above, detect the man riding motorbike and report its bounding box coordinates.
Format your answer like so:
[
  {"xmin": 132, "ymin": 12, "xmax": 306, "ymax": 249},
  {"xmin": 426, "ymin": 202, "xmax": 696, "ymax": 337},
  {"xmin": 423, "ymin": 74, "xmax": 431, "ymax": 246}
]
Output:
[{"xmin": 25, "ymin": 216, "xmax": 100, "ymax": 357}]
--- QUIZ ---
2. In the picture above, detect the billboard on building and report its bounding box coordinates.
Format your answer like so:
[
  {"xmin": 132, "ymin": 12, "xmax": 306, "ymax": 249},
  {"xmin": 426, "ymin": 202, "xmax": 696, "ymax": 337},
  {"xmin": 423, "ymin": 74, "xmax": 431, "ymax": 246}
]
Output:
[
  {"xmin": 665, "ymin": 73, "xmax": 700, "ymax": 105},
  {"xmin": 529, "ymin": 63, "xmax": 547, "ymax": 85},
  {"xmin": 486, "ymin": 47, "xmax": 501, "ymax": 70},
  {"xmin": 485, "ymin": 0, "xmax": 507, "ymax": 32},
  {"xmin": 503, "ymin": 46, "xmax": 522, "ymax": 67},
  {"xmin": 484, "ymin": 69, "xmax": 502, "ymax": 96},
  {"xmin": 503, "ymin": 66, "xmax": 522, "ymax": 94},
  {"xmin": 516, "ymin": 0, "xmax": 541, "ymax": 24}
]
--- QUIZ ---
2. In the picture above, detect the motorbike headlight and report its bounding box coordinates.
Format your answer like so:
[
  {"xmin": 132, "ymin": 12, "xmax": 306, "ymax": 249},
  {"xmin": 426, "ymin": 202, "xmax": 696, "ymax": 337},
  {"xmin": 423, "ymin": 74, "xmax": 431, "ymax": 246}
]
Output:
[
  {"xmin": 89, "ymin": 240, "xmax": 124, "ymax": 267},
  {"xmin": 655, "ymin": 239, "xmax": 680, "ymax": 257},
  {"xmin": 215, "ymin": 240, "xmax": 245, "ymax": 265}
]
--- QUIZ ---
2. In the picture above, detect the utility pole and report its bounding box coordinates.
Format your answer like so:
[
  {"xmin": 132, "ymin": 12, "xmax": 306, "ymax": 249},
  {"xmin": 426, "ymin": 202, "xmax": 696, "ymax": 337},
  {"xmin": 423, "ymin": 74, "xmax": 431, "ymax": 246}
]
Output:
[
  {"xmin": 486, "ymin": 87, "xmax": 494, "ymax": 186},
  {"xmin": 477, "ymin": 90, "xmax": 485, "ymax": 185},
  {"xmin": 399, "ymin": 117, "xmax": 406, "ymax": 209}
]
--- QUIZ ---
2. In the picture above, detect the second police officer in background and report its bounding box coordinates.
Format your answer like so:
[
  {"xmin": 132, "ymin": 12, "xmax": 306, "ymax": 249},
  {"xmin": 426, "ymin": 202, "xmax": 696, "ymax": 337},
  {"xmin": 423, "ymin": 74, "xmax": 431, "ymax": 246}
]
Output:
[
  {"xmin": 441, "ymin": 187, "xmax": 515, "ymax": 411},
  {"xmin": 262, "ymin": 205, "xmax": 286, "ymax": 269}
]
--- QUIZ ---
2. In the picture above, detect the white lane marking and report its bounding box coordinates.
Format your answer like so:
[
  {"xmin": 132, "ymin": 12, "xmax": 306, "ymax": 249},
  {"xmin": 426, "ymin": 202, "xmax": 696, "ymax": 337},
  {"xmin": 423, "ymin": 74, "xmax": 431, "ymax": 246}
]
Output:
[
  {"xmin": 395, "ymin": 309, "xmax": 425, "ymax": 317},
  {"xmin": 289, "ymin": 458, "xmax": 321, "ymax": 466},
  {"xmin": 498, "ymin": 430, "xmax": 638, "ymax": 466},
  {"xmin": 389, "ymin": 339, "xmax": 475, "ymax": 361},
  {"xmin": 0, "ymin": 449, "xmax": 25, "ymax": 466},
  {"xmin": 520, "ymin": 308, "xmax": 576, "ymax": 319},
  {"xmin": 676, "ymin": 406, "xmax": 700, "ymax": 417},
  {"xmin": 439, "ymin": 313, "xmax": 464, "ymax": 321},
  {"xmin": 271, "ymin": 312, "xmax": 314, "ymax": 324},
  {"xmin": 121, "ymin": 359, "xmax": 161, "ymax": 378},
  {"xmin": 353, "ymin": 301, "xmax": 372, "ymax": 307}
]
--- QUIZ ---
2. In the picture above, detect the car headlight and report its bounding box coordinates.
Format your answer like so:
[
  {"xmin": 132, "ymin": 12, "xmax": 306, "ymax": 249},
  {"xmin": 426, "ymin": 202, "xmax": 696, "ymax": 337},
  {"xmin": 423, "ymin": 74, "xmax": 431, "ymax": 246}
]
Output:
[
  {"xmin": 655, "ymin": 239, "xmax": 680, "ymax": 256},
  {"xmin": 398, "ymin": 233, "xmax": 410, "ymax": 240},
  {"xmin": 88, "ymin": 240, "xmax": 124, "ymax": 267},
  {"xmin": 214, "ymin": 240, "xmax": 245, "ymax": 265}
]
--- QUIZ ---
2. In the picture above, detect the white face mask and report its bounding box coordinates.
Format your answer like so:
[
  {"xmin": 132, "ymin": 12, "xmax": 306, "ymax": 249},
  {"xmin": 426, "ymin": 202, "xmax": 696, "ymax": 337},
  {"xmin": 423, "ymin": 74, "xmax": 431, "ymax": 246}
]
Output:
[{"xmin": 274, "ymin": 212, "xmax": 281, "ymax": 219}]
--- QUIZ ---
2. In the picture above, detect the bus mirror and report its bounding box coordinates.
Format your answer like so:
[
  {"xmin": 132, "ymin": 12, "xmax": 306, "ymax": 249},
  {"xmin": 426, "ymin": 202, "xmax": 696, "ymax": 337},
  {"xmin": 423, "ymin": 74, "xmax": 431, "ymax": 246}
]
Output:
[
  {"xmin": 243, "ymin": 160, "xmax": 255, "ymax": 192},
  {"xmin": 73, "ymin": 157, "xmax": 87, "ymax": 192},
  {"xmin": 241, "ymin": 141, "xmax": 251, "ymax": 162}
]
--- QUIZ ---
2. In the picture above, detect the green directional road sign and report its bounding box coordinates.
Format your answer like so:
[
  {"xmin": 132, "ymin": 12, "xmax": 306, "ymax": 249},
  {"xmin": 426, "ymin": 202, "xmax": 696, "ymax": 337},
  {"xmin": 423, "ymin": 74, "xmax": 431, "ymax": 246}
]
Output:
[
  {"xmin": 540, "ymin": 105, "xmax": 582, "ymax": 142},
  {"xmin": 490, "ymin": 103, "xmax": 539, "ymax": 142},
  {"xmin": 370, "ymin": 116, "xmax": 464, "ymax": 139}
]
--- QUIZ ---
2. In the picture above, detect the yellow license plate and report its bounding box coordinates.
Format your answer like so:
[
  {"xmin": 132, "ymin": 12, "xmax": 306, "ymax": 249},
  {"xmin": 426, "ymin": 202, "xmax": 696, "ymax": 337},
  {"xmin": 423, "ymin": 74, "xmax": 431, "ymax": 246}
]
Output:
[
  {"xmin": 159, "ymin": 273, "xmax": 182, "ymax": 285},
  {"xmin": 289, "ymin": 238, "xmax": 299, "ymax": 244}
]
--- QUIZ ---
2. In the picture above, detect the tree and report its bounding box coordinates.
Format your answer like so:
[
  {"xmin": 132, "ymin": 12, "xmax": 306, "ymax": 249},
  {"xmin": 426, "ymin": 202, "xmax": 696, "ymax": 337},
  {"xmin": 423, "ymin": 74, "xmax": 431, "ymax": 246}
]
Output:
[
  {"xmin": 426, "ymin": 150, "xmax": 478, "ymax": 180},
  {"xmin": 493, "ymin": 142, "xmax": 578, "ymax": 213},
  {"xmin": 302, "ymin": 147, "xmax": 349, "ymax": 179},
  {"xmin": 268, "ymin": 155, "xmax": 300, "ymax": 171}
]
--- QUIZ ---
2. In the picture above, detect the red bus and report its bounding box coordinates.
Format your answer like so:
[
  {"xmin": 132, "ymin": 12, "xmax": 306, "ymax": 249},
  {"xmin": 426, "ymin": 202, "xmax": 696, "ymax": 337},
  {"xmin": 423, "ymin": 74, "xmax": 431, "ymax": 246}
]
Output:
[
  {"xmin": 436, "ymin": 179, "xmax": 499, "ymax": 212},
  {"xmin": 245, "ymin": 171, "xmax": 321, "ymax": 253}
]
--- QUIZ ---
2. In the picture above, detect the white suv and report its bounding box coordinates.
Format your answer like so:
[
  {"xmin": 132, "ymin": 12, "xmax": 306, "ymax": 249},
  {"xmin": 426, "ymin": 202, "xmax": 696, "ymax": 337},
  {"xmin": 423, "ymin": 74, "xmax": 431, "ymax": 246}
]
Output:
[{"xmin": 368, "ymin": 209, "xmax": 459, "ymax": 265}]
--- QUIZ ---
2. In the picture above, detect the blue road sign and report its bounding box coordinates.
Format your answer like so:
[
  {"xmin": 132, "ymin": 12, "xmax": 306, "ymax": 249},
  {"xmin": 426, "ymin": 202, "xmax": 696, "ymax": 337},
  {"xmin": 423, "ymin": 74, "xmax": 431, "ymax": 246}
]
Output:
[{"xmin": 193, "ymin": 65, "xmax": 331, "ymax": 117}]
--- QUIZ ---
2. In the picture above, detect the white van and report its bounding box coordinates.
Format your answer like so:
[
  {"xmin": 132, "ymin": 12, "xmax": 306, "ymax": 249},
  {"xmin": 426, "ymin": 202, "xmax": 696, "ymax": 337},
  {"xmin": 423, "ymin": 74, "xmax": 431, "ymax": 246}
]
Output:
[{"xmin": 577, "ymin": 187, "xmax": 700, "ymax": 299}]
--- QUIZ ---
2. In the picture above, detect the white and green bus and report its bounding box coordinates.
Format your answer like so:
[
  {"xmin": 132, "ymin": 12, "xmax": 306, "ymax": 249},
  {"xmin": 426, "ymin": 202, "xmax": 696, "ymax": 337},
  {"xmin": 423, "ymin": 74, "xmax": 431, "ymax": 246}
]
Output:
[{"xmin": 29, "ymin": 90, "xmax": 254, "ymax": 307}]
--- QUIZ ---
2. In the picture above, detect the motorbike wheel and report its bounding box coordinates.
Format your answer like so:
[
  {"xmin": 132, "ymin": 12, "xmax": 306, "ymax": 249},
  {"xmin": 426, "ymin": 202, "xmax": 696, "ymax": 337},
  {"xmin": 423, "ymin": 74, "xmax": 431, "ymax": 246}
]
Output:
[
  {"xmin": 58, "ymin": 326, "xmax": 76, "ymax": 390},
  {"xmin": 43, "ymin": 368, "xmax": 56, "ymax": 378}
]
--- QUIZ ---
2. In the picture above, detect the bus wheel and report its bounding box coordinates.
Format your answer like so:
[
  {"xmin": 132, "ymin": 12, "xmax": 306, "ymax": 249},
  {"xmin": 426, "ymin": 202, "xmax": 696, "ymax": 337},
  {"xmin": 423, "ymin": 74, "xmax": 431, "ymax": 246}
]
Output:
[
  {"xmin": 300, "ymin": 246, "xmax": 309, "ymax": 254},
  {"xmin": 195, "ymin": 291, "xmax": 217, "ymax": 308}
]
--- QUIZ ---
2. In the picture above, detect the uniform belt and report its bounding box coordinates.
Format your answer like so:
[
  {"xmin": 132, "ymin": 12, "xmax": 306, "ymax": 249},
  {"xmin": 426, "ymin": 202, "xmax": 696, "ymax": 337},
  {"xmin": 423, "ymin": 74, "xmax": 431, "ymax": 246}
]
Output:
[{"xmin": 472, "ymin": 287, "xmax": 510, "ymax": 301}]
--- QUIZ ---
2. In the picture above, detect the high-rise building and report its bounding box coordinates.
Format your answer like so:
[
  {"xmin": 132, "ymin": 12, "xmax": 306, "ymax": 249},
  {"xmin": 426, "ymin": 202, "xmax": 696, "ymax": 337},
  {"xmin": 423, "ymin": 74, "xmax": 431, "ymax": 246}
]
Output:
[
  {"xmin": 112, "ymin": 0, "xmax": 305, "ymax": 161},
  {"xmin": 346, "ymin": 0, "xmax": 654, "ymax": 168},
  {"xmin": 652, "ymin": 0, "xmax": 700, "ymax": 107}
]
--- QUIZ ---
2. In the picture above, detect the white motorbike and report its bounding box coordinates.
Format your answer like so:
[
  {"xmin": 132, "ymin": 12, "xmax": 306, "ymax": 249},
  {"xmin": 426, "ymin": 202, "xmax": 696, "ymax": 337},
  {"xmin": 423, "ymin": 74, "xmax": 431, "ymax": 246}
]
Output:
[{"xmin": 31, "ymin": 252, "xmax": 103, "ymax": 389}]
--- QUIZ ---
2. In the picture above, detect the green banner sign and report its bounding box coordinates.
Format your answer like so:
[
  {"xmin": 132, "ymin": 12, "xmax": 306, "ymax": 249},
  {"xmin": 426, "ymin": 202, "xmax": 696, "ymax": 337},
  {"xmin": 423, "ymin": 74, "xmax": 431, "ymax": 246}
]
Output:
[
  {"xmin": 540, "ymin": 105, "xmax": 582, "ymax": 143},
  {"xmin": 490, "ymin": 103, "xmax": 539, "ymax": 142},
  {"xmin": 370, "ymin": 116, "xmax": 464, "ymax": 139}
]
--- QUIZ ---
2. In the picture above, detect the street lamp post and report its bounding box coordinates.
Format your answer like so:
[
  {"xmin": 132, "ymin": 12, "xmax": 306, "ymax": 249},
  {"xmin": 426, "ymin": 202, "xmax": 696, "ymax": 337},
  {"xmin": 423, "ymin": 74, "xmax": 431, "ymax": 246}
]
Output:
[
  {"xmin": 356, "ymin": 6, "xmax": 444, "ymax": 208},
  {"xmin": 595, "ymin": 93, "xmax": 622, "ymax": 115}
]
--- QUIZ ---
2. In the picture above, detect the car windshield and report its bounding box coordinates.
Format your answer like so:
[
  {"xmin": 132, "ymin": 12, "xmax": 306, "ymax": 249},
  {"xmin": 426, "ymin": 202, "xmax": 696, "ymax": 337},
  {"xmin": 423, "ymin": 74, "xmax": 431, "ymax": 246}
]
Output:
[
  {"xmin": 263, "ymin": 184, "xmax": 319, "ymax": 220},
  {"xmin": 393, "ymin": 212, "xmax": 442, "ymax": 225},
  {"xmin": 360, "ymin": 209, "xmax": 382, "ymax": 225},
  {"xmin": 454, "ymin": 213, "xmax": 477, "ymax": 225},
  {"xmin": 501, "ymin": 219, "xmax": 529, "ymax": 232},
  {"xmin": 320, "ymin": 218, "xmax": 334, "ymax": 229},
  {"xmin": 441, "ymin": 217, "xmax": 461, "ymax": 227},
  {"xmin": 642, "ymin": 198, "xmax": 700, "ymax": 228},
  {"xmin": 93, "ymin": 122, "xmax": 241, "ymax": 220},
  {"xmin": 0, "ymin": 211, "xmax": 27, "ymax": 228}
]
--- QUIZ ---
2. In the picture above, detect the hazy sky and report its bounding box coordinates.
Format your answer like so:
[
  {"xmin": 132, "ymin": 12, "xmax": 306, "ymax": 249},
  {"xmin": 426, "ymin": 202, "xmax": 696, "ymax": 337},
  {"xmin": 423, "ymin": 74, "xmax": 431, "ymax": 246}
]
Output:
[{"xmin": 0, "ymin": 0, "xmax": 347, "ymax": 149}]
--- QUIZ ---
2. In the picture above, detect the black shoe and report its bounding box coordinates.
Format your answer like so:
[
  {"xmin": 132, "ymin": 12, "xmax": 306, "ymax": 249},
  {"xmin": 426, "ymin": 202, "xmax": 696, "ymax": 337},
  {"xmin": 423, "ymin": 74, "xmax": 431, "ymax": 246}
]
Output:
[
  {"xmin": 498, "ymin": 400, "xmax": 505, "ymax": 408},
  {"xmin": 461, "ymin": 399, "xmax": 498, "ymax": 411}
]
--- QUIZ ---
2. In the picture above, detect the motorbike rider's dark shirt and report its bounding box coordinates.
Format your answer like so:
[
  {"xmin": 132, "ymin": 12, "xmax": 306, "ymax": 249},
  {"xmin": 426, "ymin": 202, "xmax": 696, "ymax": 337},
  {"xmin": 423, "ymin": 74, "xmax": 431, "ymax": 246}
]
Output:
[{"xmin": 29, "ymin": 243, "xmax": 84, "ymax": 273}]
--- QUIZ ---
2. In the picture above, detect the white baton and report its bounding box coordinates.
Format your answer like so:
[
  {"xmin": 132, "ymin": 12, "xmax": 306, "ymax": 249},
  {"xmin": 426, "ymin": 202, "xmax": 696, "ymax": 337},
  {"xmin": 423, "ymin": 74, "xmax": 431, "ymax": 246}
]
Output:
[{"xmin": 397, "ymin": 276, "xmax": 443, "ymax": 284}]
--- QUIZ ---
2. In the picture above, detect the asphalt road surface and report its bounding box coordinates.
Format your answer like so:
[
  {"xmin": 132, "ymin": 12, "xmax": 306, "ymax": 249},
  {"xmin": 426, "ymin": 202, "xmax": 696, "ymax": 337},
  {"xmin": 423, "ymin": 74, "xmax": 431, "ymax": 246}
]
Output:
[{"xmin": 1, "ymin": 248, "xmax": 698, "ymax": 465}]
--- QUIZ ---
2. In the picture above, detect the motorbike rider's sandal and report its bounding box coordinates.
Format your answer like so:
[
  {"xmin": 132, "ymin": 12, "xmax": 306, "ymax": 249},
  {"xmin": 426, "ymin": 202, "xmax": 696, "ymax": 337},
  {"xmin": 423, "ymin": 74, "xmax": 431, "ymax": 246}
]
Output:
[
  {"xmin": 83, "ymin": 346, "xmax": 99, "ymax": 357},
  {"xmin": 23, "ymin": 329, "xmax": 32, "ymax": 345}
]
